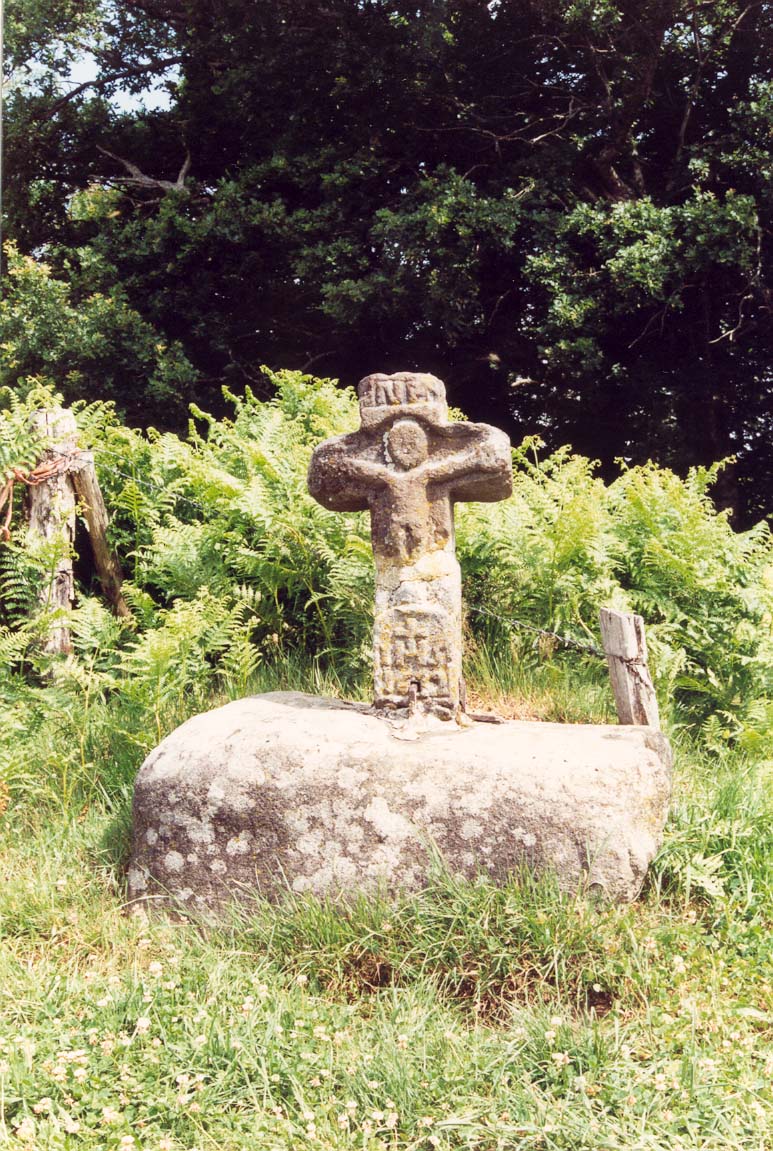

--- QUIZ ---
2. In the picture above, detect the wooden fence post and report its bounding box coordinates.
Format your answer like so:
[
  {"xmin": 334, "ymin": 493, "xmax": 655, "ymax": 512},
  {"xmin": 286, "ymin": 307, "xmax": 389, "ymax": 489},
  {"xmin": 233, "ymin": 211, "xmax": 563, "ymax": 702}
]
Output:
[
  {"xmin": 69, "ymin": 452, "xmax": 131, "ymax": 619},
  {"xmin": 599, "ymin": 608, "xmax": 660, "ymax": 729},
  {"xmin": 24, "ymin": 408, "xmax": 130, "ymax": 653},
  {"xmin": 27, "ymin": 409, "xmax": 79, "ymax": 653}
]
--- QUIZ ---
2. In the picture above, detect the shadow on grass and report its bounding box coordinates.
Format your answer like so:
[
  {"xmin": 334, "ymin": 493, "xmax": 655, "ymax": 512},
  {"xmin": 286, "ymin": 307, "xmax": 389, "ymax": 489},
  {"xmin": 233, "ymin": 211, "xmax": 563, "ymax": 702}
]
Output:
[
  {"xmin": 207, "ymin": 860, "xmax": 646, "ymax": 1023},
  {"xmin": 96, "ymin": 786, "xmax": 134, "ymax": 880}
]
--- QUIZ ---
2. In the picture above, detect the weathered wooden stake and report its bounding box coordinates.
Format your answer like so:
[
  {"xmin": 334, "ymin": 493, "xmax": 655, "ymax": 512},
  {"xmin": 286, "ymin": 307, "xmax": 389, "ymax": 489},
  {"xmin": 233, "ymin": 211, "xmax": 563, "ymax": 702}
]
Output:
[
  {"xmin": 599, "ymin": 608, "xmax": 660, "ymax": 729},
  {"xmin": 27, "ymin": 409, "xmax": 79, "ymax": 653},
  {"xmin": 70, "ymin": 453, "xmax": 131, "ymax": 619}
]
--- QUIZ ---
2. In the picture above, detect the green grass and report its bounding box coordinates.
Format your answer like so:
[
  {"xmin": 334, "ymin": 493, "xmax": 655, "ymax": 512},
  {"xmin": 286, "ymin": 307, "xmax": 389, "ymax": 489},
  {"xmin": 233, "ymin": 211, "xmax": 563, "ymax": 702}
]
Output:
[
  {"xmin": 463, "ymin": 640, "xmax": 615, "ymax": 724},
  {"xmin": 1, "ymin": 657, "xmax": 773, "ymax": 1149}
]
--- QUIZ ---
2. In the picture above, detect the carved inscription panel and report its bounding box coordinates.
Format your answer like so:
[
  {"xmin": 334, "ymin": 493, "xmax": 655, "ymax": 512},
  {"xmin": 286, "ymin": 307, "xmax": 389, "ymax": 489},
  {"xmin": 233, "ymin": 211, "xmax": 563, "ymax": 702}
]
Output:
[
  {"xmin": 374, "ymin": 605, "xmax": 457, "ymax": 709},
  {"xmin": 357, "ymin": 372, "xmax": 447, "ymax": 429},
  {"xmin": 359, "ymin": 373, "xmax": 445, "ymax": 410}
]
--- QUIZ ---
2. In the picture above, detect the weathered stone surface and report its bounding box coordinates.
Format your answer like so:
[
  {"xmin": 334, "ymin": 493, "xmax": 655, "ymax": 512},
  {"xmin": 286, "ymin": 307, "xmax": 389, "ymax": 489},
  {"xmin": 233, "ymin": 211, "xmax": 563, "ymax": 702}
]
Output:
[
  {"xmin": 308, "ymin": 373, "xmax": 511, "ymax": 719},
  {"xmin": 127, "ymin": 692, "xmax": 672, "ymax": 913}
]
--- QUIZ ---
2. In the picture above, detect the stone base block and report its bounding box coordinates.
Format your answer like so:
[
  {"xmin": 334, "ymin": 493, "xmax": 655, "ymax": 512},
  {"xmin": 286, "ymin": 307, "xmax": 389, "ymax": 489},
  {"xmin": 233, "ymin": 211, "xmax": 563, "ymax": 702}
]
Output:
[{"xmin": 127, "ymin": 692, "xmax": 672, "ymax": 913}]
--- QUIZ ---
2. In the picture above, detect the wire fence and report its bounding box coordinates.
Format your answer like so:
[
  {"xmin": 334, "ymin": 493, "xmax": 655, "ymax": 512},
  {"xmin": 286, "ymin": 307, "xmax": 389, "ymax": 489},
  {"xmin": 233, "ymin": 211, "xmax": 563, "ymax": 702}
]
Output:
[
  {"xmin": 40, "ymin": 445, "xmax": 215, "ymax": 518},
  {"xmin": 467, "ymin": 605, "xmax": 606, "ymax": 659}
]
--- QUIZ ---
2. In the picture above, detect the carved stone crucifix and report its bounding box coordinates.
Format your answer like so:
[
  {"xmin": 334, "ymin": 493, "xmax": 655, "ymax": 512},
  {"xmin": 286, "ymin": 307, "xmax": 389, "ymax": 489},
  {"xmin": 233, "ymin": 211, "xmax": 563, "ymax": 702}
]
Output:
[{"xmin": 308, "ymin": 372, "xmax": 512, "ymax": 720}]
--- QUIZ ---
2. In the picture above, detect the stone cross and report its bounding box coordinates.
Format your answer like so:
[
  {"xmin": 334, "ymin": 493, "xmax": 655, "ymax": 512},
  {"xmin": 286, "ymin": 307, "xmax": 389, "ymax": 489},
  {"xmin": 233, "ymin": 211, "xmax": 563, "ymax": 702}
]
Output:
[{"xmin": 308, "ymin": 372, "xmax": 512, "ymax": 720}]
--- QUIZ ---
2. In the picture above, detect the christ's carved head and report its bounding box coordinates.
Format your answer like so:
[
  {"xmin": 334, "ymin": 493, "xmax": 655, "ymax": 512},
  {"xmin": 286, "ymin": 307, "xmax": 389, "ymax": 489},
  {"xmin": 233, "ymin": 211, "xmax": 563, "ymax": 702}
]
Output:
[{"xmin": 384, "ymin": 419, "xmax": 429, "ymax": 470}]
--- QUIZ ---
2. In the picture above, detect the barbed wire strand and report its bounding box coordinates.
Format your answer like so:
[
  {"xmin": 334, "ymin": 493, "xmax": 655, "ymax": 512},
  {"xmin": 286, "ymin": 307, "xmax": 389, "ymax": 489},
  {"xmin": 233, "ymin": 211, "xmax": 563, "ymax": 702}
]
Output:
[
  {"xmin": 62, "ymin": 446, "xmax": 212, "ymax": 517},
  {"xmin": 467, "ymin": 605, "xmax": 605, "ymax": 659}
]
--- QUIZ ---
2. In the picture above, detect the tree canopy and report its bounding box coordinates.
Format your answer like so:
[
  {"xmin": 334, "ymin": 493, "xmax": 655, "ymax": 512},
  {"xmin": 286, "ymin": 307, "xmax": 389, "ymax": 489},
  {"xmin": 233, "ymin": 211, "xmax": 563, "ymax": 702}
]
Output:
[{"xmin": 3, "ymin": 0, "xmax": 772, "ymax": 521}]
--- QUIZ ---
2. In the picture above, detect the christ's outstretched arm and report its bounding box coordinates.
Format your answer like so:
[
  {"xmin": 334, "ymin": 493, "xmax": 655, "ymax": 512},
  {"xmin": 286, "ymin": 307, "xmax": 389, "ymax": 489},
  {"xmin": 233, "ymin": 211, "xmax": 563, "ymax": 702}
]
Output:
[
  {"xmin": 421, "ymin": 425, "xmax": 511, "ymax": 486},
  {"xmin": 308, "ymin": 436, "xmax": 388, "ymax": 512}
]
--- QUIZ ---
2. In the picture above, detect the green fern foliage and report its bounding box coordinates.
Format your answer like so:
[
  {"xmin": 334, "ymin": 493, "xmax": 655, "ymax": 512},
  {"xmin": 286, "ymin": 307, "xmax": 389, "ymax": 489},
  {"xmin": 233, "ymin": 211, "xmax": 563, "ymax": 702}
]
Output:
[
  {"xmin": 460, "ymin": 442, "xmax": 772, "ymax": 740},
  {"xmin": 0, "ymin": 369, "xmax": 771, "ymax": 813}
]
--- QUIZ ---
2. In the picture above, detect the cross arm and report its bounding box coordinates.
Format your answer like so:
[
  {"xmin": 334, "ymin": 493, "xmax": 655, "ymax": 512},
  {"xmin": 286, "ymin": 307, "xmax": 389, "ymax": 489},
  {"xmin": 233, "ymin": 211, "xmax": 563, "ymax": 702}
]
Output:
[
  {"xmin": 426, "ymin": 424, "xmax": 513, "ymax": 503},
  {"xmin": 308, "ymin": 433, "xmax": 376, "ymax": 513}
]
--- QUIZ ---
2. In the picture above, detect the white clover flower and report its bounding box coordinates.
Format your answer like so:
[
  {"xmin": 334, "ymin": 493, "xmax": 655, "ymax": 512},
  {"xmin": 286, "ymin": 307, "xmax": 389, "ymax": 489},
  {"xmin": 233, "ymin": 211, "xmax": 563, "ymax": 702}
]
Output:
[{"xmin": 14, "ymin": 1116, "xmax": 36, "ymax": 1141}]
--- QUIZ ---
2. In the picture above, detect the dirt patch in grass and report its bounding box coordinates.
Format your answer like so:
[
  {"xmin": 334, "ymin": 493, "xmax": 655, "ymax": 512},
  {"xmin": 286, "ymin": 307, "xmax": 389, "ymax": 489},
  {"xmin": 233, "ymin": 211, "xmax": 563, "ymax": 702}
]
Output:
[{"xmin": 465, "ymin": 687, "xmax": 545, "ymax": 722}]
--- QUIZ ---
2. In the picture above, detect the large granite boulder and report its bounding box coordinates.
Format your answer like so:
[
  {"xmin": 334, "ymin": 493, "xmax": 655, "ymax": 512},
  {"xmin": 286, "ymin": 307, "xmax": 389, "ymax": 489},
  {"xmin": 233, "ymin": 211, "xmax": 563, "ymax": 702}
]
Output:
[{"xmin": 127, "ymin": 691, "xmax": 671, "ymax": 913}]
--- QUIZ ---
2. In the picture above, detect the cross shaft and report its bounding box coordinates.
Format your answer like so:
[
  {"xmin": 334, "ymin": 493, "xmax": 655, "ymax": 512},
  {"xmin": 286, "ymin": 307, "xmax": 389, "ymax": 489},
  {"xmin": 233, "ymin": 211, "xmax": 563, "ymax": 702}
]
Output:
[{"xmin": 309, "ymin": 372, "xmax": 512, "ymax": 719}]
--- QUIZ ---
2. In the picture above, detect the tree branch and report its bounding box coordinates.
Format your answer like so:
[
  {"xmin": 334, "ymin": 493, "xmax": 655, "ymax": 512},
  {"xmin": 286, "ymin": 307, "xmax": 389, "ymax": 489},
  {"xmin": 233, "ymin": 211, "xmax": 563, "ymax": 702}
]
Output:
[
  {"xmin": 40, "ymin": 56, "xmax": 184, "ymax": 121},
  {"xmin": 299, "ymin": 350, "xmax": 336, "ymax": 373},
  {"xmin": 97, "ymin": 145, "xmax": 192, "ymax": 193},
  {"xmin": 121, "ymin": 0, "xmax": 190, "ymax": 28},
  {"xmin": 669, "ymin": 3, "xmax": 762, "ymax": 195}
]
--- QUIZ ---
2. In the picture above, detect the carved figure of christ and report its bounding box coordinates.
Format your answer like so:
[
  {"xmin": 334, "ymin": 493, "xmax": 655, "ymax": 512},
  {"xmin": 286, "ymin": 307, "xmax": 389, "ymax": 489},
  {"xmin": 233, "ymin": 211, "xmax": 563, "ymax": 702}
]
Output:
[
  {"xmin": 309, "ymin": 409, "xmax": 512, "ymax": 718},
  {"xmin": 309, "ymin": 417, "xmax": 511, "ymax": 565}
]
